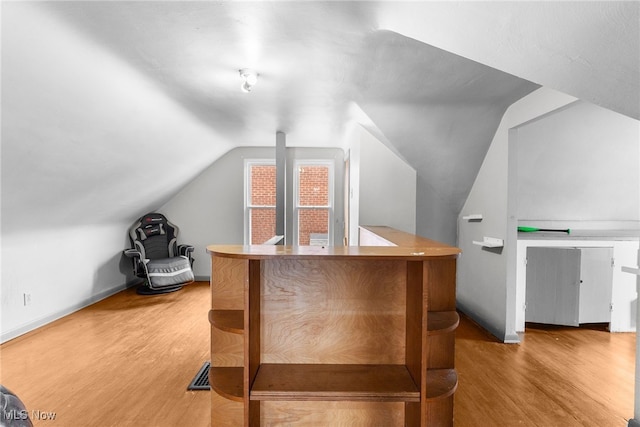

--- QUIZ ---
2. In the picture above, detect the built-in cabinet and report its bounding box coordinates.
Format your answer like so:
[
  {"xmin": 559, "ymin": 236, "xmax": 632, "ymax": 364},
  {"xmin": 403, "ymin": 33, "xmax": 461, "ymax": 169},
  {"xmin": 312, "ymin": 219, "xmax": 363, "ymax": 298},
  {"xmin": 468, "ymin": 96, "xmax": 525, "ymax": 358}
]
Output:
[
  {"xmin": 207, "ymin": 227, "xmax": 460, "ymax": 426},
  {"xmin": 517, "ymin": 238, "xmax": 638, "ymax": 332},
  {"xmin": 525, "ymin": 247, "xmax": 613, "ymax": 326}
]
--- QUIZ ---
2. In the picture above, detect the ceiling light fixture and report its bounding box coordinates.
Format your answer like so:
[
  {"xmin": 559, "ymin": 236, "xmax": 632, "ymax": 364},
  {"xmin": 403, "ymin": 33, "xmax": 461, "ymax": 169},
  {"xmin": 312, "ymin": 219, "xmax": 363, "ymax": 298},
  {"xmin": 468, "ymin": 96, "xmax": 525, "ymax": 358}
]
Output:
[{"xmin": 239, "ymin": 68, "xmax": 258, "ymax": 93}]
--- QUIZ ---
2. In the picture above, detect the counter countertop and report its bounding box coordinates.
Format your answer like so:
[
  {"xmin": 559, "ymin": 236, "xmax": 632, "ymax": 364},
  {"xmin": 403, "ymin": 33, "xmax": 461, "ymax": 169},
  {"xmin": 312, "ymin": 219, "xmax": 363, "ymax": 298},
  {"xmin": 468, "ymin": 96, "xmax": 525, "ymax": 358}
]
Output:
[{"xmin": 207, "ymin": 226, "xmax": 460, "ymax": 259}]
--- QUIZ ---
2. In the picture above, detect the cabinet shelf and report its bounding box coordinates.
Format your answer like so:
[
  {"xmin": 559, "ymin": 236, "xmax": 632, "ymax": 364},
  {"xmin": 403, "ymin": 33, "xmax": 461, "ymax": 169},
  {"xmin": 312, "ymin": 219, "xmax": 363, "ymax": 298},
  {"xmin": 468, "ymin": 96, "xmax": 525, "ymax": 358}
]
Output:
[
  {"xmin": 425, "ymin": 369, "xmax": 458, "ymax": 400},
  {"xmin": 210, "ymin": 367, "xmax": 243, "ymax": 402},
  {"xmin": 209, "ymin": 309, "xmax": 244, "ymax": 334},
  {"xmin": 250, "ymin": 364, "xmax": 420, "ymax": 402},
  {"xmin": 427, "ymin": 311, "xmax": 459, "ymax": 335},
  {"xmin": 209, "ymin": 230, "xmax": 460, "ymax": 425}
]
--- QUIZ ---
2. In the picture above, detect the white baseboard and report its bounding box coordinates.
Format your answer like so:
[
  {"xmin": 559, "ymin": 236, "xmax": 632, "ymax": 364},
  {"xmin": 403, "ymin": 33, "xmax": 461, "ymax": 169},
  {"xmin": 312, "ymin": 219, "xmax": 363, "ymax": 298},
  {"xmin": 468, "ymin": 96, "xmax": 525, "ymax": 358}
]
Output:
[
  {"xmin": 1, "ymin": 281, "xmax": 136, "ymax": 344},
  {"xmin": 457, "ymin": 301, "xmax": 522, "ymax": 344}
]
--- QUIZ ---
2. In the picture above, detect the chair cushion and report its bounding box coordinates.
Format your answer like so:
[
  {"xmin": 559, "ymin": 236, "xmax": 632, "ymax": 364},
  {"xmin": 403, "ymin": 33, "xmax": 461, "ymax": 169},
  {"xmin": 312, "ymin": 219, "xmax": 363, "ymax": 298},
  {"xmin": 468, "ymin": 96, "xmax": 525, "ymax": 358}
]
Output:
[{"xmin": 145, "ymin": 256, "xmax": 194, "ymax": 288}]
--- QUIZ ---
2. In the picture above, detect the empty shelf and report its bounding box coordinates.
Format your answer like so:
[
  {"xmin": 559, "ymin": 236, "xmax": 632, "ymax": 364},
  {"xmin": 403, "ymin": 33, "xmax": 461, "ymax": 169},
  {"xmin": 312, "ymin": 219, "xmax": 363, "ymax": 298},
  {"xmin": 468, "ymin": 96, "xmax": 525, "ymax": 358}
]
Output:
[
  {"xmin": 427, "ymin": 311, "xmax": 460, "ymax": 335},
  {"xmin": 472, "ymin": 237, "xmax": 504, "ymax": 248},
  {"xmin": 210, "ymin": 366, "xmax": 243, "ymax": 402},
  {"xmin": 425, "ymin": 369, "xmax": 458, "ymax": 400},
  {"xmin": 622, "ymin": 266, "xmax": 640, "ymax": 276},
  {"xmin": 250, "ymin": 364, "xmax": 420, "ymax": 402},
  {"xmin": 209, "ymin": 309, "xmax": 244, "ymax": 334}
]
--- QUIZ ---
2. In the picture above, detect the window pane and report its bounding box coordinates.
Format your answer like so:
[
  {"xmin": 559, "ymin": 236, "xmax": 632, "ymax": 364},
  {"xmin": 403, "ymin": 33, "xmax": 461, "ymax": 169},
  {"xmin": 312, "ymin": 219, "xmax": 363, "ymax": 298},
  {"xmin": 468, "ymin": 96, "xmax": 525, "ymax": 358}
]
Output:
[
  {"xmin": 298, "ymin": 208, "xmax": 329, "ymax": 246},
  {"xmin": 298, "ymin": 165, "xmax": 329, "ymax": 206},
  {"xmin": 251, "ymin": 165, "xmax": 276, "ymax": 206},
  {"xmin": 251, "ymin": 208, "xmax": 276, "ymax": 244}
]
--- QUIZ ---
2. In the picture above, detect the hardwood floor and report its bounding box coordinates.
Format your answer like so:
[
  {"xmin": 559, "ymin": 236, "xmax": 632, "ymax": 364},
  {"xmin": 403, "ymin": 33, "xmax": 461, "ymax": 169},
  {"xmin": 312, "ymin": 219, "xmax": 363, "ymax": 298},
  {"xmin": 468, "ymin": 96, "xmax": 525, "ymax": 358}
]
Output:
[
  {"xmin": 0, "ymin": 282, "xmax": 211, "ymax": 427},
  {"xmin": 0, "ymin": 281, "xmax": 635, "ymax": 426},
  {"xmin": 455, "ymin": 318, "xmax": 634, "ymax": 426}
]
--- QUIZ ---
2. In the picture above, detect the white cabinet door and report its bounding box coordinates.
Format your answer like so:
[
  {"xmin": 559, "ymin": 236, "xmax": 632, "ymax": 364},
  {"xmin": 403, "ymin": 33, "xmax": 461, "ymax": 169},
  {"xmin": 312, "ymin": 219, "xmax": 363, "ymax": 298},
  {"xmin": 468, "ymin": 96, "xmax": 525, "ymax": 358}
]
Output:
[
  {"xmin": 525, "ymin": 247, "xmax": 581, "ymax": 326},
  {"xmin": 525, "ymin": 246, "xmax": 614, "ymax": 327},
  {"xmin": 578, "ymin": 247, "xmax": 613, "ymax": 324}
]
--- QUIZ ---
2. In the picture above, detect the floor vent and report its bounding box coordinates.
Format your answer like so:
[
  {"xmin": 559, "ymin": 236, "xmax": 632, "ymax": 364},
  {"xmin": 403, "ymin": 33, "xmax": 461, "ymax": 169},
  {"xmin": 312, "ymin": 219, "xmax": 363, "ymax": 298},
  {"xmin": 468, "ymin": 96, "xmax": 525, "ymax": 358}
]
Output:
[{"xmin": 187, "ymin": 361, "xmax": 210, "ymax": 390}]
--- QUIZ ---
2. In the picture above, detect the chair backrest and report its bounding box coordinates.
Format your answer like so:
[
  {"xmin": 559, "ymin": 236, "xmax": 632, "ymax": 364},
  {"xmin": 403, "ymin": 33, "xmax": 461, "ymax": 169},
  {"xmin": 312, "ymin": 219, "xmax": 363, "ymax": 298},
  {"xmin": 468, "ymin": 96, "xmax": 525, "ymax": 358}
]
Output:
[{"xmin": 129, "ymin": 213, "xmax": 179, "ymax": 260}]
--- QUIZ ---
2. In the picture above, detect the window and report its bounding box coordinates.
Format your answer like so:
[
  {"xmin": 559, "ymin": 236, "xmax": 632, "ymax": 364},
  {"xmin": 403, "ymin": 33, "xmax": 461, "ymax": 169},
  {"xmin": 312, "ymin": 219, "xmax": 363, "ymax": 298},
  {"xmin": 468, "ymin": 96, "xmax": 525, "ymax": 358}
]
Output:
[
  {"xmin": 245, "ymin": 160, "xmax": 276, "ymax": 245},
  {"xmin": 294, "ymin": 161, "xmax": 333, "ymax": 246},
  {"xmin": 245, "ymin": 158, "xmax": 335, "ymax": 246}
]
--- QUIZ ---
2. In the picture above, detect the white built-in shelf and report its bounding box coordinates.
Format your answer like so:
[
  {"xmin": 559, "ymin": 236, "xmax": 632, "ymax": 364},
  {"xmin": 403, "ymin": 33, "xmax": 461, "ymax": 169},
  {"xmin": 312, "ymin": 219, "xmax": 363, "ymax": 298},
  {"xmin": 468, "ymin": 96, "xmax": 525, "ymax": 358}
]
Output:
[
  {"xmin": 472, "ymin": 237, "xmax": 504, "ymax": 248},
  {"xmin": 622, "ymin": 266, "xmax": 640, "ymax": 276},
  {"xmin": 462, "ymin": 214, "xmax": 483, "ymax": 221}
]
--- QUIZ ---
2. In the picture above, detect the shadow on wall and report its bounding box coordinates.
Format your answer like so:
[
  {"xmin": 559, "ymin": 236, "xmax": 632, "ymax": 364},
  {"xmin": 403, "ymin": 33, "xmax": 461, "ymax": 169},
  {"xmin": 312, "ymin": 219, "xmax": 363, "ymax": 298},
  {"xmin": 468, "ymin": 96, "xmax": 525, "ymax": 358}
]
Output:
[{"xmin": 90, "ymin": 232, "xmax": 142, "ymax": 299}]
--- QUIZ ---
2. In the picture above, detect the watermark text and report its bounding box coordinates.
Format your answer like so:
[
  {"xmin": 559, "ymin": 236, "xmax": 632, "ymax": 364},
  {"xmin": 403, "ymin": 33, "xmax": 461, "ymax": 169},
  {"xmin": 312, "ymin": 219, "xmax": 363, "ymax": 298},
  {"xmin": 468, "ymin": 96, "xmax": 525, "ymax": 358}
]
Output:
[{"xmin": 3, "ymin": 409, "xmax": 57, "ymax": 421}]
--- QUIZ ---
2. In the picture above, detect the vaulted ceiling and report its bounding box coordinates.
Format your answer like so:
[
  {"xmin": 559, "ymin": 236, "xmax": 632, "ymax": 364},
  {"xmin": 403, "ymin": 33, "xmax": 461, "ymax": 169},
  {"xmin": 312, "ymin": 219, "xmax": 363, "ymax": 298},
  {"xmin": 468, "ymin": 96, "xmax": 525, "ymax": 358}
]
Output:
[{"xmin": 2, "ymin": 1, "xmax": 638, "ymax": 232}]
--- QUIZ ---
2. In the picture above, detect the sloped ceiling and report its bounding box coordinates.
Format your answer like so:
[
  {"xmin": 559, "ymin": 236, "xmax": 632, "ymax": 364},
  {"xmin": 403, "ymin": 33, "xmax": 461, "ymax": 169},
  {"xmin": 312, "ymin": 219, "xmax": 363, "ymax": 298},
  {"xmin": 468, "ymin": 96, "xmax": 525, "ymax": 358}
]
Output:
[{"xmin": 2, "ymin": 1, "xmax": 638, "ymax": 233}]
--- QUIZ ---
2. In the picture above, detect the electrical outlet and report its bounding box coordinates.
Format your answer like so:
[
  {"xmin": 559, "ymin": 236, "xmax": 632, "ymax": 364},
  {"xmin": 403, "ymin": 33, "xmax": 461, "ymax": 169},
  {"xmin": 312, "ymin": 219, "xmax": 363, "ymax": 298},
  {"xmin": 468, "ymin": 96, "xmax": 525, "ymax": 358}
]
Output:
[{"xmin": 23, "ymin": 293, "xmax": 32, "ymax": 306}]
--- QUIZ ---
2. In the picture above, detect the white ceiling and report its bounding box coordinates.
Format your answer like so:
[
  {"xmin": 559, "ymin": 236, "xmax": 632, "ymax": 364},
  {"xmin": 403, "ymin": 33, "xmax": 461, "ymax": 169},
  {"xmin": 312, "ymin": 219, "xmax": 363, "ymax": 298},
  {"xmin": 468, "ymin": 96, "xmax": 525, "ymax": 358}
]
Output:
[{"xmin": 2, "ymin": 1, "xmax": 638, "ymax": 231}]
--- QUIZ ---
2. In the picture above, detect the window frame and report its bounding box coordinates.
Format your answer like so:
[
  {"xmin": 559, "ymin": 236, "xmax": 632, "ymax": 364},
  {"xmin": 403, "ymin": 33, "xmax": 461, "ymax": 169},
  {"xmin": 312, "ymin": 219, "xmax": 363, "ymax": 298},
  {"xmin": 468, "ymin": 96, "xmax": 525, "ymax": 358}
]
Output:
[
  {"xmin": 244, "ymin": 159, "xmax": 276, "ymax": 245},
  {"xmin": 292, "ymin": 159, "xmax": 335, "ymax": 246}
]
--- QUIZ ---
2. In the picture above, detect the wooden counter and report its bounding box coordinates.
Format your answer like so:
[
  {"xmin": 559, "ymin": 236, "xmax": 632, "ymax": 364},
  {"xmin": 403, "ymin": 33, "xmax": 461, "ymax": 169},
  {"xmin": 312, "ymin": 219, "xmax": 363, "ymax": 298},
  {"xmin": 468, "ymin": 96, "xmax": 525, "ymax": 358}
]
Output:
[{"xmin": 207, "ymin": 227, "xmax": 460, "ymax": 426}]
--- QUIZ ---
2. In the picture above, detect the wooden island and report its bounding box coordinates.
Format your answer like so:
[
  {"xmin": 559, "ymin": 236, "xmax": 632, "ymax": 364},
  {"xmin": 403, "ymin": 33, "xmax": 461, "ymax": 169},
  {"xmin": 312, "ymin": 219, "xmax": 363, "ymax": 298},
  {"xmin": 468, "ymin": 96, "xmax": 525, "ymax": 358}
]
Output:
[{"xmin": 207, "ymin": 226, "xmax": 461, "ymax": 426}]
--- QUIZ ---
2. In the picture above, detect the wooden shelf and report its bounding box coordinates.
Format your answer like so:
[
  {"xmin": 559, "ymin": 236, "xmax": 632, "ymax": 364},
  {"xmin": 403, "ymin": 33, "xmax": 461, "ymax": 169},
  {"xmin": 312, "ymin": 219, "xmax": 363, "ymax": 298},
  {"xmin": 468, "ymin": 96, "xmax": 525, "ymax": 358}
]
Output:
[
  {"xmin": 425, "ymin": 369, "xmax": 458, "ymax": 400},
  {"xmin": 250, "ymin": 364, "xmax": 420, "ymax": 402},
  {"xmin": 210, "ymin": 367, "xmax": 243, "ymax": 402},
  {"xmin": 427, "ymin": 311, "xmax": 459, "ymax": 335},
  {"xmin": 209, "ymin": 228, "xmax": 459, "ymax": 425},
  {"xmin": 209, "ymin": 309, "xmax": 244, "ymax": 334}
]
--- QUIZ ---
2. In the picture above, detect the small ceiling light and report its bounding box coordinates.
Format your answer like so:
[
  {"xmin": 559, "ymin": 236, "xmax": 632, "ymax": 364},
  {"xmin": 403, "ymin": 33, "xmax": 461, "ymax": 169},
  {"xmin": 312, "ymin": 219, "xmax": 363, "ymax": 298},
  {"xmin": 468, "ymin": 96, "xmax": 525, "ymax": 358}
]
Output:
[{"xmin": 239, "ymin": 68, "xmax": 258, "ymax": 93}]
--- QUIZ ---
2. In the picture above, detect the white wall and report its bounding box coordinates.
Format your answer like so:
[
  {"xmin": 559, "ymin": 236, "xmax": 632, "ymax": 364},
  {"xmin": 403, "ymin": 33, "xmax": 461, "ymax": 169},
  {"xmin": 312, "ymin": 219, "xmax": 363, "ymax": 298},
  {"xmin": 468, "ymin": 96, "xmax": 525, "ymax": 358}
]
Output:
[
  {"xmin": 459, "ymin": 88, "xmax": 640, "ymax": 342},
  {"xmin": 457, "ymin": 88, "xmax": 577, "ymax": 341},
  {"xmin": 416, "ymin": 181, "xmax": 458, "ymax": 246},
  {"xmin": 1, "ymin": 3, "xmax": 227, "ymax": 343},
  {"xmin": 517, "ymin": 101, "xmax": 640, "ymax": 222},
  {"xmin": 160, "ymin": 146, "xmax": 345, "ymax": 279},
  {"xmin": 511, "ymin": 101, "xmax": 640, "ymax": 334},
  {"xmin": 158, "ymin": 147, "xmax": 253, "ymax": 278},
  {"xmin": 348, "ymin": 125, "xmax": 417, "ymax": 239},
  {"xmin": 1, "ymin": 224, "xmax": 134, "ymax": 342},
  {"xmin": 2, "ymin": 3, "xmax": 229, "ymax": 231}
]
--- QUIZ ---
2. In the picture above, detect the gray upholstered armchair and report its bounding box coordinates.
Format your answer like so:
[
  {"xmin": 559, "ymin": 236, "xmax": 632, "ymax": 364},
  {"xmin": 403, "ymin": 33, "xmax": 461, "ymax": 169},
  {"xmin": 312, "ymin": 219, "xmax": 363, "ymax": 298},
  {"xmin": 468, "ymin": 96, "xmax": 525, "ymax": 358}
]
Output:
[{"xmin": 124, "ymin": 212, "xmax": 195, "ymax": 295}]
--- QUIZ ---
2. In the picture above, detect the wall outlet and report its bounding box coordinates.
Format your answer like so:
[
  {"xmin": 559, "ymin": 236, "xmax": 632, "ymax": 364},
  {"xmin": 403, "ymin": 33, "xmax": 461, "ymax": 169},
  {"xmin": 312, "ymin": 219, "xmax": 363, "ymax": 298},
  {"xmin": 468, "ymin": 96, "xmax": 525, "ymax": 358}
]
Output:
[{"xmin": 23, "ymin": 292, "xmax": 32, "ymax": 306}]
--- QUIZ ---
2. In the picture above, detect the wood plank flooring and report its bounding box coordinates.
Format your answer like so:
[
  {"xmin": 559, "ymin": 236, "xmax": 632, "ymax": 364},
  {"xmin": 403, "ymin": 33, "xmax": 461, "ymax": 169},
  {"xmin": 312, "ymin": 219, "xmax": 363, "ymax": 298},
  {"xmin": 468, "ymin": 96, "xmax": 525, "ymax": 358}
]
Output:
[
  {"xmin": 0, "ymin": 281, "xmax": 635, "ymax": 426},
  {"xmin": 0, "ymin": 282, "xmax": 211, "ymax": 427},
  {"xmin": 455, "ymin": 318, "xmax": 634, "ymax": 426}
]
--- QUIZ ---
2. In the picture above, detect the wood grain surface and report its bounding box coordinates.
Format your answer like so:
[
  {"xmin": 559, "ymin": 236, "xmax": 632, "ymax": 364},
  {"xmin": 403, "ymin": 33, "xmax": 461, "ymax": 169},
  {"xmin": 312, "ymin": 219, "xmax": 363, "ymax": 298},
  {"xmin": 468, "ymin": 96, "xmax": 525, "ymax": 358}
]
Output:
[
  {"xmin": 0, "ymin": 282, "xmax": 633, "ymax": 426},
  {"xmin": 260, "ymin": 258, "xmax": 407, "ymax": 364}
]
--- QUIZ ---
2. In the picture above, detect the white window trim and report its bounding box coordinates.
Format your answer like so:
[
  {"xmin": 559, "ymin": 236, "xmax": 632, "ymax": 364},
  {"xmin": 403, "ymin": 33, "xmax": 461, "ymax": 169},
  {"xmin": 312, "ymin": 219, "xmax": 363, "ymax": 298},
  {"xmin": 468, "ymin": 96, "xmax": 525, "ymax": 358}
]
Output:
[
  {"xmin": 293, "ymin": 159, "xmax": 335, "ymax": 246},
  {"xmin": 244, "ymin": 159, "xmax": 276, "ymax": 245}
]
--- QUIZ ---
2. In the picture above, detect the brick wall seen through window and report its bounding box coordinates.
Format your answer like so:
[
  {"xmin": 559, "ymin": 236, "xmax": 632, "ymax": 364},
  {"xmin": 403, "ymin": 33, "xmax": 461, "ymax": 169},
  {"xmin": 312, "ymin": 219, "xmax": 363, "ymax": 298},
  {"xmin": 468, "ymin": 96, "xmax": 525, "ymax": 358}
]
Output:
[
  {"xmin": 249, "ymin": 164, "xmax": 276, "ymax": 244},
  {"xmin": 296, "ymin": 164, "xmax": 330, "ymax": 245},
  {"xmin": 248, "ymin": 161, "xmax": 332, "ymax": 245}
]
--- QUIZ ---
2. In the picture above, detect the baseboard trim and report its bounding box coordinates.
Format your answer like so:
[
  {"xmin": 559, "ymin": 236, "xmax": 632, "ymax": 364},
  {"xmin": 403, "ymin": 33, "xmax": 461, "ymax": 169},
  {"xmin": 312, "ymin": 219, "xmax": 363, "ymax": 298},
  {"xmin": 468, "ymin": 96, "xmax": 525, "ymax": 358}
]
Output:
[
  {"xmin": 456, "ymin": 301, "xmax": 521, "ymax": 344},
  {"xmin": 1, "ymin": 280, "xmax": 138, "ymax": 344},
  {"xmin": 504, "ymin": 333, "xmax": 521, "ymax": 343},
  {"xmin": 194, "ymin": 275, "xmax": 210, "ymax": 282},
  {"xmin": 629, "ymin": 418, "xmax": 640, "ymax": 427}
]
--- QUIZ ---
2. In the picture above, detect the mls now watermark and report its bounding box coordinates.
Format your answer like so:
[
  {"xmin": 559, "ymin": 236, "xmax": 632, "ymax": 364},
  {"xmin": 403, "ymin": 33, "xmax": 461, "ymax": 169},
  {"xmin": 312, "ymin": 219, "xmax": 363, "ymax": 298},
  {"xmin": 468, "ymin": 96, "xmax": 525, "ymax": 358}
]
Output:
[{"xmin": 3, "ymin": 409, "xmax": 57, "ymax": 421}]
